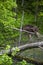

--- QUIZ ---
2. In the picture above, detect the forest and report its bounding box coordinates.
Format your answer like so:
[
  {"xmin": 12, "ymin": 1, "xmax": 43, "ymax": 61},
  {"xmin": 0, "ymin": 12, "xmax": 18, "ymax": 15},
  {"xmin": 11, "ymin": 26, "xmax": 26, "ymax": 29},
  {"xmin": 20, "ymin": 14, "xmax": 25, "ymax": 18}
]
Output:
[{"xmin": 0, "ymin": 0, "xmax": 43, "ymax": 65}]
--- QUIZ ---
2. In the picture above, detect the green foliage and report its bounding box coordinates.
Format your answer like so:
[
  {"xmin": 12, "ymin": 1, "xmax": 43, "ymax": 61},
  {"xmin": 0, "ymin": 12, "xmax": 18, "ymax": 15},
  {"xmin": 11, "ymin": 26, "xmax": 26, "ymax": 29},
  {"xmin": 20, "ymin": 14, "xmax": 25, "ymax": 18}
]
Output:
[
  {"xmin": 39, "ymin": 12, "xmax": 43, "ymax": 16},
  {"xmin": 0, "ymin": 46, "xmax": 20, "ymax": 65},
  {"xmin": 12, "ymin": 47, "xmax": 20, "ymax": 56},
  {"xmin": 0, "ymin": 0, "xmax": 17, "ymax": 27},
  {"xmin": 17, "ymin": 60, "xmax": 27, "ymax": 65},
  {"xmin": 5, "ymin": 45, "xmax": 10, "ymax": 50},
  {"xmin": 0, "ymin": 0, "xmax": 19, "ymax": 46},
  {"xmin": 0, "ymin": 54, "xmax": 13, "ymax": 65},
  {"xmin": 16, "ymin": 60, "xmax": 34, "ymax": 65}
]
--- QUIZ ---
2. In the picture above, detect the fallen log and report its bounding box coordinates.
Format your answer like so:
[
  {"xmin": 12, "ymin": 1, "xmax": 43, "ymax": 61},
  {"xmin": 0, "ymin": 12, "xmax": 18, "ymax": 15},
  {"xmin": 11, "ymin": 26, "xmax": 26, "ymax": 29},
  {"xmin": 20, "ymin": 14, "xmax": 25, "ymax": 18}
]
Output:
[{"xmin": 0, "ymin": 41, "xmax": 43, "ymax": 55}]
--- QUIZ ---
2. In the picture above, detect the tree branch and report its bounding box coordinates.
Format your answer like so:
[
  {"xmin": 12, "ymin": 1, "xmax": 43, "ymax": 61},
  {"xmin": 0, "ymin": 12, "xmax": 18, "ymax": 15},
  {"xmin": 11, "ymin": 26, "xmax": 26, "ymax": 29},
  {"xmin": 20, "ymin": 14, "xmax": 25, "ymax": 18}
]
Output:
[{"xmin": 0, "ymin": 41, "xmax": 43, "ymax": 55}]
